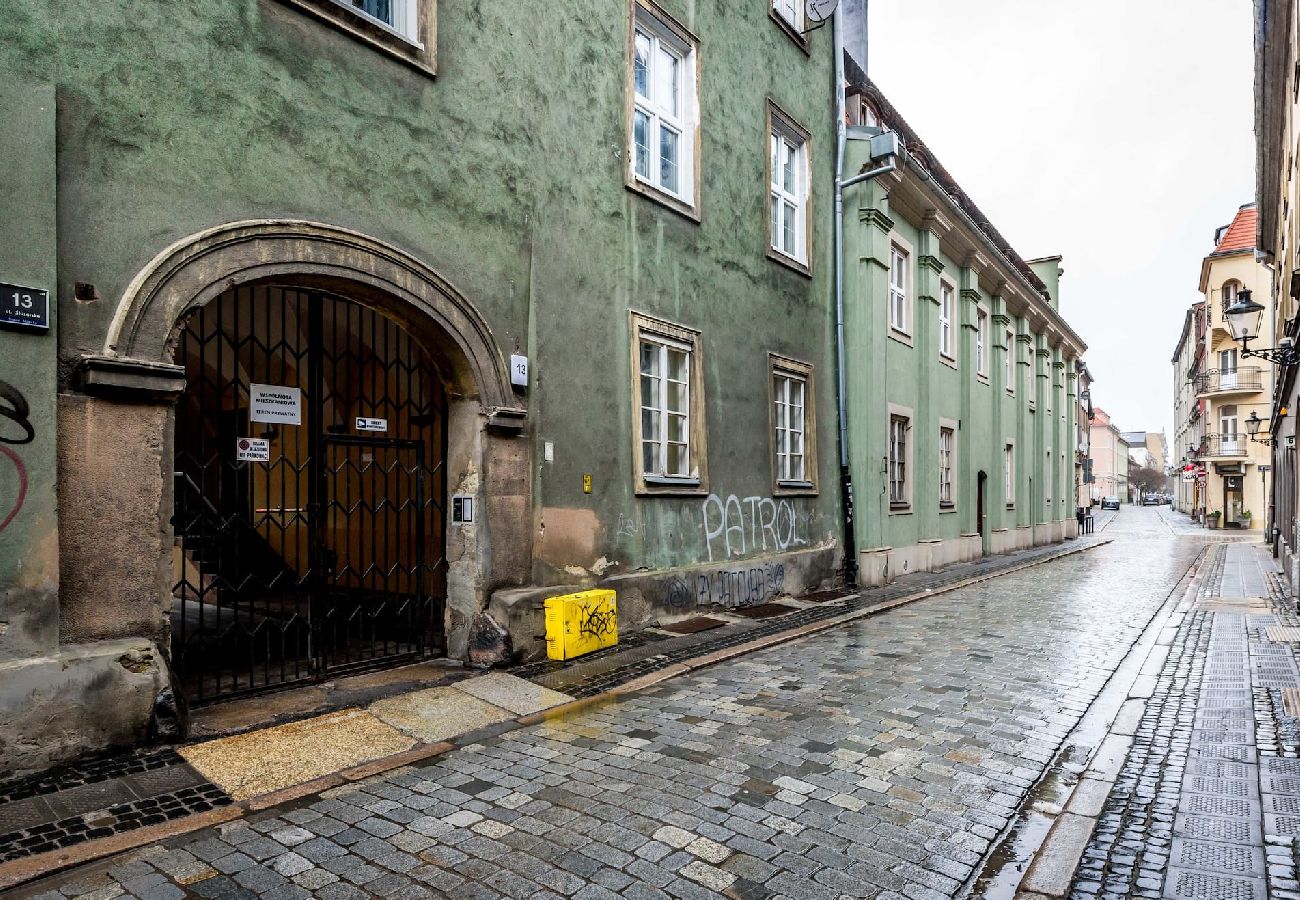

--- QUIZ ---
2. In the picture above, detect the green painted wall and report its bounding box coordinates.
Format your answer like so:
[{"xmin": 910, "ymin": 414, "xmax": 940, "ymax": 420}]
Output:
[
  {"xmin": 841, "ymin": 140, "xmax": 1077, "ymax": 557},
  {"xmin": 0, "ymin": 76, "xmax": 59, "ymax": 660},
  {"xmin": 1, "ymin": 0, "xmax": 839, "ymax": 587}
]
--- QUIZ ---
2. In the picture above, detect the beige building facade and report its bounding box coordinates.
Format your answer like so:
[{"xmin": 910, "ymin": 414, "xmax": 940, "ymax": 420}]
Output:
[
  {"xmin": 1172, "ymin": 302, "xmax": 1208, "ymax": 517},
  {"xmin": 1088, "ymin": 406, "xmax": 1127, "ymax": 503}
]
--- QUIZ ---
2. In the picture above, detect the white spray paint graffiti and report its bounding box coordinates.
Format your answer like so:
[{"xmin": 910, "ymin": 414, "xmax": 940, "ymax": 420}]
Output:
[{"xmin": 701, "ymin": 493, "xmax": 811, "ymax": 562}]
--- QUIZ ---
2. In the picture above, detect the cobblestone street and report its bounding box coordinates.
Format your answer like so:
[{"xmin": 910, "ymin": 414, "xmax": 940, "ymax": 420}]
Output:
[{"xmin": 13, "ymin": 509, "xmax": 1232, "ymax": 898}]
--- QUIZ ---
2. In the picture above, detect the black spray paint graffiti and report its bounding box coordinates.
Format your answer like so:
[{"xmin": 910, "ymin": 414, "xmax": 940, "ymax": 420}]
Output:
[
  {"xmin": 695, "ymin": 562, "xmax": 785, "ymax": 609},
  {"xmin": 0, "ymin": 380, "xmax": 33, "ymax": 534},
  {"xmin": 664, "ymin": 577, "xmax": 694, "ymax": 610},
  {"xmin": 578, "ymin": 602, "xmax": 617, "ymax": 639}
]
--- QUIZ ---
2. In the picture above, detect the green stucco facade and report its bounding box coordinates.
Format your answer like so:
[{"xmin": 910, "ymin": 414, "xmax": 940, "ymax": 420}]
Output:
[{"xmin": 841, "ymin": 121, "xmax": 1083, "ymax": 583}]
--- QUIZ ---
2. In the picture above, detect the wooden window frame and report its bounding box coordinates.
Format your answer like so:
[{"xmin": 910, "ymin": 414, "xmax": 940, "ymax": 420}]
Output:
[
  {"xmin": 275, "ymin": 0, "xmax": 437, "ymax": 75},
  {"xmin": 766, "ymin": 101, "xmax": 813, "ymax": 275},
  {"xmin": 1004, "ymin": 441, "xmax": 1016, "ymax": 508},
  {"xmin": 939, "ymin": 418, "xmax": 958, "ymax": 510},
  {"xmin": 630, "ymin": 311, "xmax": 708, "ymax": 495},
  {"xmin": 888, "ymin": 403, "xmax": 913, "ymax": 512},
  {"xmin": 626, "ymin": 0, "xmax": 701, "ymax": 221},
  {"xmin": 938, "ymin": 279, "xmax": 956, "ymax": 364},
  {"xmin": 769, "ymin": 353, "xmax": 818, "ymax": 495},
  {"xmin": 1004, "ymin": 328, "xmax": 1015, "ymax": 393},
  {"xmin": 888, "ymin": 233, "xmax": 914, "ymax": 344},
  {"xmin": 975, "ymin": 305, "xmax": 990, "ymax": 381}
]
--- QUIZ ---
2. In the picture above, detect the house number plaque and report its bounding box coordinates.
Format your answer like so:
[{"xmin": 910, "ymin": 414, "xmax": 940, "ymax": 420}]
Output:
[{"xmin": 0, "ymin": 282, "xmax": 50, "ymax": 333}]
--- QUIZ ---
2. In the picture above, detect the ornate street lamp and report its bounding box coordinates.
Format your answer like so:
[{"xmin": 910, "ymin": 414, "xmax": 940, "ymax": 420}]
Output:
[
  {"xmin": 1246, "ymin": 410, "xmax": 1277, "ymax": 445},
  {"xmin": 1225, "ymin": 288, "xmax": 1300, "ymax": 365}
]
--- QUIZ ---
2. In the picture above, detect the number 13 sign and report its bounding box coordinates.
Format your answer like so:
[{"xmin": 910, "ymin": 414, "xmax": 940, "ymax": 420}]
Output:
[{"xmin": 0, "ymin": 283, "xmax": 50, "ymax": 333}]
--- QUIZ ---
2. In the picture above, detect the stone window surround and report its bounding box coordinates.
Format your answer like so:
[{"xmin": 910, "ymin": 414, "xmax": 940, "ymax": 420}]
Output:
[
  {"xmin": 769, "ymin": 352, "xmax": 818, "ymax": 496},
  {"xmin": 938, "ymin": 277, "xmax": 957, "ymax": 366},
  {"xmin": 1004, "ymin": 440, "xmax": 1016, "ymax": 508},
  {"xmin": 888, "ymin": 231, "xmax": 914, "ymax": 346},
  {"xmin": 275, "ymin": 0, "xmax": 437, "ymax": 76},
  {"xmin": 626, "ymin": 0, "xmax": 702, "ymax": 221},
  {"xmin": 766, "ymin": 100, "xmax": 813, "ymax": 276},
  {"xmin": 975, "ymin": 302, "xmax": 990, "ymax": 383},
  {"xmin": 630, "ymin": 310, "xmax": 709, "ymax": 495},
  {"xmin": 888, "ymin": 401, "xmax": 913, "ymax": 513}
]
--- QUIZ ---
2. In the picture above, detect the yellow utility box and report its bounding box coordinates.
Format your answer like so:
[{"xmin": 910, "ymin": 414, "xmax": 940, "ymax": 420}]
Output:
[{"xmin": 544, "ymin": 589, "xmax": 618, "ymax": 660}]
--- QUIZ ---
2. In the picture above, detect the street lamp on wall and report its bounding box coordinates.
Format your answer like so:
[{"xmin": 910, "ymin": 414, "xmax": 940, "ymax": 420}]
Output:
[
  {"xmin": 1246, "ymin": 411, "xmax": 1277, "ymax": 445},
  {"xmin": 1226, "ymin": 288, "xmax": 1299, "ymax": 365}
]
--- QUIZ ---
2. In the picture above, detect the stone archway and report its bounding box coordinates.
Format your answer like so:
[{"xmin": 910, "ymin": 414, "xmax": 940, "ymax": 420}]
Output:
[{"xmin": 59, "ymin": 222, "xmax": 530, "ymax": 686}]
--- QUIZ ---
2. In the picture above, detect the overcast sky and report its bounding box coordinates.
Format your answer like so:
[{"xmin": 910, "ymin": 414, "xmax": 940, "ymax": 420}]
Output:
[{"xmin": 867, "ymin": 0, "xmax": 1256, "ymax": 457}]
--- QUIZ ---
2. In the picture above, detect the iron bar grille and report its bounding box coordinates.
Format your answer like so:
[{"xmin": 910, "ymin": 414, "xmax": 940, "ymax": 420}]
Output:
[{"xmin": 171, "ymin": 285, "xmax": 448, "ymax": 705}]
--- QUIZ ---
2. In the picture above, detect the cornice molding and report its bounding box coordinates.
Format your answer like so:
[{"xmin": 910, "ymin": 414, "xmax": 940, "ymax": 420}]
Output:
[
  {"xmin": 919, "ymin": 255, "xmax": 945, "ymax": 274},
  {"xmin": 860, "ymin": 208, "xmax": 895, "ymax": 233}
]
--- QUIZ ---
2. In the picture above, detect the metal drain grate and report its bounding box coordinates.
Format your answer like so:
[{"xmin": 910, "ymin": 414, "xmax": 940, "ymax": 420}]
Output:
[
  {"xmin": 1171, "ymin": 870, "xmax": 1260, "ymax": 900},
  {"xmin": 1191, "ymin": 761, "xmax": 1251, "ymax": 778},
  {"xmin": 1193, "ymin": 731, "xmax": 1252, "ymax": 744},
  {"xmin": 1270, "ymin": 815, "xmax": 1300, "ymax": 835},
  {"xmin": 1265, "ymin": 626, "xmax": 1300, "ymax": 642},
  {"xmin": 1266, "ymin": 776, "xmax": 1300, "ymax": 793},
  {"xmin": 1190, "ymin": 777, "xmax": 1251, "ymax": 797},
  {"xmin": 1265, "ymin": 758, "xmax": 1300, "ymax": 775},
  {"xmin": 1186, "ymin": 795, "xmax": 1252, "ymax": 816},
  {"xmin": 1177, "ymin": 840, "xmax": 1257, "ymax": 873},
  {"xmin": 1192, "ymin": 746, "xmax": 1252, "ymax": 761},
  {"xmin": 1180, "ymin": 816, "xmax": 1253, "ymax": 842}
]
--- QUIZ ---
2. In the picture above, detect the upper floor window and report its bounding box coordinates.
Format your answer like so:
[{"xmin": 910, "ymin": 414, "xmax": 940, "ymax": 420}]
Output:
[
  {"xmin": 769, "ymin": 105, "xmax": 811, "ymax": 269},
  {"xmin": 1004, "ymin": 329, "xmax": 1015, "ymax": 391},
  {"xmin": 1004, "ymin": 443, "xmax": 1016, "ymax": 506},
  {"xmin": 351, "ymin": 0, "xmax": 420, "ymax": 40},
  {"xmin": 976, "ymin": 308, "xmax": 989, "ymax": 377},
  {"xmin": 1221, "ymin": 280, "xmax": 1240, "ymax": 319},
  {"xmin": 889, "ymin": 411, "xmax": 910, "ymax": 509},
  {"xmin": 889, "ymin": 244, "xmax": 910, "ymax": 335},
  {"xmin": 939, "ymin": 283, "xmax": 955, "ymax": 359},
  {"xmin": 284, "ymin": 0, "xmax": 435, "ymax": 73},
  {"xmin": 630, "ymin": 3, "xmax": 699, "ymax": 213},
  {"xmin": 772, "ymin": 0, "xmax": 802, "ymax": 30}
]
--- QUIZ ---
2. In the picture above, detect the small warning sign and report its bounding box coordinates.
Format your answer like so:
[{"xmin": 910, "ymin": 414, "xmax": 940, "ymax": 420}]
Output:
[
  {"xmin": 249, "ymin": 383, "xmax": 302, "ymax": 424},
  {"xmin": 356, "ymin": 417, "xmax": 388, "ymax": 432},
  {"xmin": 236, "ymin": 438, "xmax": 270, "ymax": 462}
]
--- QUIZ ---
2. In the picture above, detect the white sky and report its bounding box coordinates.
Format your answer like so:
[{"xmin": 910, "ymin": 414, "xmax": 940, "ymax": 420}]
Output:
[{"xmin": 867, "ymin": 0, "xmax": 1256, "ymax": 451}]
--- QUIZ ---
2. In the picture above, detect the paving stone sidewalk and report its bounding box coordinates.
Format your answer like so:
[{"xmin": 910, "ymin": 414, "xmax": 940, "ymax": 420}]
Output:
[
  {"xmin": 12, "ymin": 507, "xmax": 1197, "ymax": 899},
  {"xmin": 1069, "ymin": 541, "xmax": 1300, "ymax": 900}
]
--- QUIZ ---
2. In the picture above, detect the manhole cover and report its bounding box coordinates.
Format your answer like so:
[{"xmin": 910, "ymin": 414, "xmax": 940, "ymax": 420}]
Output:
[
  {"xmin": 731, "ymin": 603, "xmax": 797, "ymax": 620},
  {"xmin": 1186, "ymin": 795, "xmax": 1252, "ymax": 816},
  {"xmin": 799, "ymin": 589, "xmax": 852, "ymax": 604},
  {"xmin": 660, "ymin": 617, "xmax": 728, "ymax": 635},
  {"xmin": 1171, "ymin": 870, "xmax": 1260, "ymax": 900}
]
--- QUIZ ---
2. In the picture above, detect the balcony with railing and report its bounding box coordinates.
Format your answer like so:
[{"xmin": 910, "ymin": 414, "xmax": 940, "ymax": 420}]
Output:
[
  {"xmin": 1195, "ymin": 433, "xmax": 1248, "ymax": 458},
  {"xmin": 1195, "ymin": 367, "xmax": 1263, "ymax": 396}
]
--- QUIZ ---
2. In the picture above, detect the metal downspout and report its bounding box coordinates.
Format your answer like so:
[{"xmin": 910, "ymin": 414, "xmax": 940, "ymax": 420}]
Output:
[{"xmin": 832, "ymin": 2, "xmax": 856, "ymax": 585}]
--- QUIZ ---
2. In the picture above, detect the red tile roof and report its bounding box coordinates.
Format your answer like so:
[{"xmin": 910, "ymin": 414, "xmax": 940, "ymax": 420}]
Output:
[{"xmin": 1214, "ymin": 204, "xmax": 1257, "ymax": 253}]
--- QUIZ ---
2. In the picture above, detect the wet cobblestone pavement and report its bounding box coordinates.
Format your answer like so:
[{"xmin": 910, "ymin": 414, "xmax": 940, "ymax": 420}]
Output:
[
  {"xmin": 16, "ymin": 509, "xmax": 1206, "ymax": 898},
  {"xmin": 1069, "ymin": 538, "xmax": 1300, "ymax": 900}
]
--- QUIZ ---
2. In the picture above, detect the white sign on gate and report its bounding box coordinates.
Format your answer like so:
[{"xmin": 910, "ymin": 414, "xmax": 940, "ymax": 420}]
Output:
[
  {"xmin": 356, "ymin": 417, "xmax": 388, "ymax": 432},
  {"xmin": 249, "ymin": 383, "xmax": 302, "ymax": 424},
  {"xmin": 235, "ymin": 437, "xmax": 270, "ymax": 462}
]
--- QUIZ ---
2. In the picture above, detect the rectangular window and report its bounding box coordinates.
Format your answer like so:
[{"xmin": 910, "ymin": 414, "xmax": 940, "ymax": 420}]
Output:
[
  {"xmin": 939, "ymin": 283, "xmax": 955, "ymax": 359},
  {"xmin": 939, "ymin": 427, "xmax": 954, "ymax": 506},
  {"xmin": 1005, "ymin": 329, "xmax": 1015, "ymax": 391},
  {"xmin": 1004, "ymin": 443, "xmax": 1015, "ymax": 506},
  {"xmin": 976, "ymin": 308, "xmax": 989, "ymax": 376},
  {"xmin": 772, "ymin": 0, "xmax": 802, "ymax": 31},
  {"xmin": 773, "ymin": 372, "xmax": 806, "ymax": 483},
  {"xmin": 769, "ymin": 107, "xmax": 811, "ymax": 267},
  {"xmin": 889, "ymin": 244, "xmax": 910, "ymax": 334},
  {"xmin": 889, "ymin": 414, "xmax": 909, "ymax": 507},
  {"xmin": 632, "ymin": 312, "xmax": 706, "ymax": 492},
  {"xmin": 284, "ymin": 0, "xmax": 434, "ymax": 72},
  {"xmin": 630, "ymin": 5, "xmax": 697, "ymax": 209},
  {"xmin": 1045, "ymin": 450, "xmax": 1052, "ymax": 503}
]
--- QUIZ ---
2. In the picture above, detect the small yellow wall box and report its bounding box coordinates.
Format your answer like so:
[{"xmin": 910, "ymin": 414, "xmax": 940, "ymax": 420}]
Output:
[{"xmin": 544, "ymin": 589, "xmax": 618, "ymax": 660}]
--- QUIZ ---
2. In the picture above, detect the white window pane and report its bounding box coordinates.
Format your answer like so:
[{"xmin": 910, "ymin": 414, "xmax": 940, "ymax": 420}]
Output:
[
  {"xmin": 641, "ymin": 407, "xmax": 661, "ymax": 442},
  {"xmin": 782, "ymin": 141, "xmax": 795, "ymax": 194},
  {"xmin": 667, "ymin": 413, "xmax": 687, "ymax": 443},
  {"xmin": 640, "ymin": 340, "xmax": 659, "ymax": 377},
  {"xmin": 643, "ymin": 440, "xmax": 660, "ymax": 474},
  {"xmin": 659, "ymin": 126, "xmax": 680, "ymax": 193},
  {"xmin": 667, "ymin": 442, "xmax": 688, "ymax": 475},
  {"xmin": 771, "ymin": 135, "xmax": 780, "ymax": 188},
  {"xmin": 770, "ymin": 194, "xmax": 780, "ymax": 248},
  {"xmin": 782, "ymin": 202, "xmax": 796, "ymax": 254},
  {"xmin": 656, "ymin": 46, "xmax": 679, "ymax": 116},
  {"xmin": 634, "ymin": 32, "xmax": 651, "ymax": 98},
  {"xmin": 667, "ymin": 381, "xmax": 687, "ymax": 414},
  {"xmin": 640, "ymin": 374, "xmax": 659, "ymax": 409},
  {"xmin": 633, "ymin": 110, "xmax": 651, "ymax": 180},
  {"xmin": 666, "ymin": 347, "xmax": 688, "ymax": 382}
]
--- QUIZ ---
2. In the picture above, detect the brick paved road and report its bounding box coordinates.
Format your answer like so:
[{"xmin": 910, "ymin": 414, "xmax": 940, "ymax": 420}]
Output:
[{"xmin": 19, "ymin": 508, "xmax": 1202, "ymax": 899}]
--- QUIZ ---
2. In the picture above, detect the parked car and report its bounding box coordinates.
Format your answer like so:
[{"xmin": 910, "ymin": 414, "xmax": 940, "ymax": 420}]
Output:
[
  {"xmin": 1141, "ymin": 494, "xmax": 1161, "ymax": 506},
  {"xmin": 1101, "ymin": 496, "xmax": 1120, "ymax": 510}
]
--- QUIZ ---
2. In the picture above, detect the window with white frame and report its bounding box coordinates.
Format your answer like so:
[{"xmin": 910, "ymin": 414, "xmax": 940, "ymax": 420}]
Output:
[
  {"xmin": 773, "ymin": 370, "xmax": 807, "ymax": 483},
  {"xmin": 889, "ymin": 414, "xmax": 909, "ymax": 507},
  {"xmin": 350, "ymin": 0, "xmax": 421, "ymax": 40},
  {"xmin": 889, "ymin": 244, "xmax": 910, "ymax": 334},
  {"xmin": 1005, "ymin": 329, "xmax": 1015, "ymax": 391},
  {"xmin": 631, "ymin": 8, "xmax": 697, "ymax": 205},
  {"xmin": 639, "ymin": 335, "xmax": 692, "ymax": 478},
  {"xmin": 1221, "ymin": 280, "xmax": 1240, "ymax": 320},
  {"xmin": 976, "ymin": 308, "xmax": 989, "ymax": 376},
  {"xmin": 1045, "ymin": 449, "xmax": 1052, "ymax": 503},
  {"xmin": 769, "ymin": 110, "xmax": 810, "ymax": 265},
  {"xmin": 772, "ymin": 0, "xmax": 802, "ymax": 31},
  {"xmin": 939, "ymin": 427, "xmax": 955, "ymax": 506},
  {"xmin": 1004, "ymin": 442, "xmax": 1015, "ymax": 506},
  {"xmin": 939, "ymin": 283, "xmax": 955, "ymax": 358}
]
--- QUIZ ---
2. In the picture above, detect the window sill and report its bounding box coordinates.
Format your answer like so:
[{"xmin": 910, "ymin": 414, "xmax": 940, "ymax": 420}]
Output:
[
  {"xmin": 638, "ymin": 474, "xmax": 706, "ymax": 496},
  {"xmin": 769, "ymin": 8, "xmax": 811, "ymax": 53},
  {"xmin": 977, "ymin": 373, "xmax": 990, "ymax": 385},
  {"xmin": 626, "ymin": 176, "xmax": 700, "ymax": 223},
  {"xmin": 775, "ymin": 479, "xmax": 817, "ymax": 497},
  {"xmin": 939, "ymin": 503, "xmax": 956, "ymax": 513},
  {"xmin": 888, "ymin": 328, "xmax": 914, "ymax": 348},
  {"xmin": 1006, "ymin": 503, "xmax": 1016, "ymax": 510},
  {"xmin": 889, "ymin": 503, "xmax": 912, "ymax": 515},
  {"xmin": 275, "ymin": 0, "xmax": 436, "ymax": 76},
  {"xmin": 767, "ymin": 246, "xmax": 812, "ymax": 278},
  {"xmin": 939, "ymin": 353, "xmax": 957, "ymax": 370}
]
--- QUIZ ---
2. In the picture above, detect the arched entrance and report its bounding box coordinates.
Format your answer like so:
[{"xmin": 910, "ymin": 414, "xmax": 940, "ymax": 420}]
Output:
[{"xmin": 171, "ymin": 284, "xmax": 448, "ymax": 702}]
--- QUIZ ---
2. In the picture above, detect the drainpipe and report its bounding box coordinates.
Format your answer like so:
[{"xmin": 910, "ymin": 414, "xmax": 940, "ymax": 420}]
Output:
[{"xmin": 833, "ymin": 0, "xmax": 896, "ymax": 586}]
